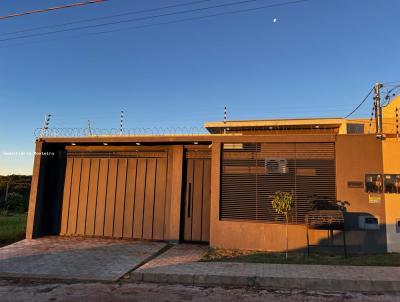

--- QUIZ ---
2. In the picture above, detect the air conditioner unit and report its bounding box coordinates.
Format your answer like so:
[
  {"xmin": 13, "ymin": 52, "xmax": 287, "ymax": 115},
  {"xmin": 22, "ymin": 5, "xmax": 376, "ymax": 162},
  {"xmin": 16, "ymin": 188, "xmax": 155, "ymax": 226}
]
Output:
[{"xmin": 265, "ymin": 158, "xmax": 288, "ymax": 174}]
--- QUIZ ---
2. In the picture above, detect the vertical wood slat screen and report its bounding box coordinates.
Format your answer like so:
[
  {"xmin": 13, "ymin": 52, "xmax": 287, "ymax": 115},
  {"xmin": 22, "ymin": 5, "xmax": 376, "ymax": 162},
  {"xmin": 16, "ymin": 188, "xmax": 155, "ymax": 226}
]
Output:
[
  {"xmin": 60, "ymin": 151, "xmax": 168, "ymax": 240},
  {"xmin": 220, "ymin": 143, "xmax": 336, "ymax": 224}
]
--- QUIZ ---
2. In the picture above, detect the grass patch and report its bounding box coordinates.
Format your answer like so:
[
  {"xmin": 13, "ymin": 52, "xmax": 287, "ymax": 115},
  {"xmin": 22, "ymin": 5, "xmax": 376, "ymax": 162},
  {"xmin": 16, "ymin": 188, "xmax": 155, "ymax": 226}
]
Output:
[
  {"xmin": 0, "ymin": 213, "xmax": 27, "ymax": 246},
  {"xmin": 201, "ymin": 248, "xmax": 400, "ymax": 266}
]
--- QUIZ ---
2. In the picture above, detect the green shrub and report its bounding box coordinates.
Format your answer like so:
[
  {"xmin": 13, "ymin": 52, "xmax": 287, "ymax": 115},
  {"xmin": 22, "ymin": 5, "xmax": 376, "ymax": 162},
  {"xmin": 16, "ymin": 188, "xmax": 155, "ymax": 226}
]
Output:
[{"xmin": 2, "ymin": 192, "xmax": 28, "ymax": 213}]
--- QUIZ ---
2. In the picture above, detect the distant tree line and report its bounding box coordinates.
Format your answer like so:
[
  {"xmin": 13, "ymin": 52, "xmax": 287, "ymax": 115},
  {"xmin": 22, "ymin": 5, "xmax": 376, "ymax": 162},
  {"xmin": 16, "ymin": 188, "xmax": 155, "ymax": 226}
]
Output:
[{"xmin": 0, "ymin": 175, "xmax": 32, "ymax": 214}]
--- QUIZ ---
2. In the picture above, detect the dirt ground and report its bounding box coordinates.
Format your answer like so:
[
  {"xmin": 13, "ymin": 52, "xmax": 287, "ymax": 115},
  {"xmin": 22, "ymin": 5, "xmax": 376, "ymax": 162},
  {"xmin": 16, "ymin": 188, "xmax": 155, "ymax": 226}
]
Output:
[{"xmin": 0, "ymin": 280, "xmax": 399, "ymax": 302}]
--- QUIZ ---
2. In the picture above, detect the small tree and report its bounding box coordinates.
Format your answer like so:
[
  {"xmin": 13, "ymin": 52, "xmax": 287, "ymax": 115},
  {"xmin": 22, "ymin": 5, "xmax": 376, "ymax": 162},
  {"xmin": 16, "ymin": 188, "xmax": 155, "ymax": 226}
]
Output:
[{"xmin": 271, "ymin": 191, "xmax": 293, "ymax": 259}]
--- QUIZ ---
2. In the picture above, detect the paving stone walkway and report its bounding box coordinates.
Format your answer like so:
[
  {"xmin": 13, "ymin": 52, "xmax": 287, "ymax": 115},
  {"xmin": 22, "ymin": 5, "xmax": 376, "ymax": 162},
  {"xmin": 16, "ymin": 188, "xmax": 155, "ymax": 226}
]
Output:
[
  {"xmin": 0, "ymin": 237, "xmax": 166, "ymax": 281},
  {"xmin": 130, "ymin": 245, "xmax": 400, "ymax": 292},
  {"xmin": 2, "ymin": 239, "xmax": 400, "ymax": 293},
  {"xmin": 138, "ymin": 243, "xmax": 208, "ymax": 270}
]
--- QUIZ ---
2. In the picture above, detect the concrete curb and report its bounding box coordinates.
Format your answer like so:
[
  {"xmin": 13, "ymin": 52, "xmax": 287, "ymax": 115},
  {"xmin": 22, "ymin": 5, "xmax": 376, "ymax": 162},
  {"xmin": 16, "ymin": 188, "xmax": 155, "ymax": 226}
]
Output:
[
  {"xmin": 0, "ymin": 272, "xmax": 117, "ymax": 283},
  {"xmin": 129, "ymin": 271, "xmax": 400, "ymax": 292}
]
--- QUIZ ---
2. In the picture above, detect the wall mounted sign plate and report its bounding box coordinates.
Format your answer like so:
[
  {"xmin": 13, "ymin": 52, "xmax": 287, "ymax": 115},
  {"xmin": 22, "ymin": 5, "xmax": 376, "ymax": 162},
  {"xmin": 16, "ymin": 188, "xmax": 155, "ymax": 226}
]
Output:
[
  {"xmin": 368, "ymin": 194, "xmax": 382, "ymax": 204},
  {"xmin": 348, "ymin": 181, "xmax": 363, "ymax": 188}
]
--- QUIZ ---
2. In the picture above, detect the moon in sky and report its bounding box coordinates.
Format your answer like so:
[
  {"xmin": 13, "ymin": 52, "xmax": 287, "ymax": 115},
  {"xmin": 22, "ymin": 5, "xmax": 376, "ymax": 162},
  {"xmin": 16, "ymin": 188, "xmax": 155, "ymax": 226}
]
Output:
[{"xmin": 273, "ymin": 18, "xmax": 278, "ymax": 23}]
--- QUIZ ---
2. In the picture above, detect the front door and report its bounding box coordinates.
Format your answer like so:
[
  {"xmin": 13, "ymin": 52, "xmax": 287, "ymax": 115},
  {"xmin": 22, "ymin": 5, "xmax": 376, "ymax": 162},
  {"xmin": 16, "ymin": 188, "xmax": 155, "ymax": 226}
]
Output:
[{"xmin": 182, "ymin": 157, "xmax": 211, "ymax": 242}]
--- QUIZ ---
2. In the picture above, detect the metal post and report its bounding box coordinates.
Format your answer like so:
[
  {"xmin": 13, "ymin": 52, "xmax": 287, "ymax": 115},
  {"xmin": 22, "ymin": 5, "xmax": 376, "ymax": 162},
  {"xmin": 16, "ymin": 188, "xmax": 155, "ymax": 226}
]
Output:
[
  {"xmin": 343, "ymin": 223, "xmax": 347, "ymax": 257},
  {"xmin": 306, "ymin": 226, "xmax": 310, "ymax": 256},
  {"xmin": 4, "ymin": 180, "xmax": 10, "ymax": 203},
  {"xmin": 396, "ymin": 107, "xmax": 399, "ymax": 142},
  {"xmin": 223, "ymin": 105, "xmax": 227, "ymax": 134},
  {"xmin": 374, "ymin": 83, "xmax": 383, "ymax": 138},
  {"xmin": 368, "ymin": 104, "xmax": 374, "ymax": 134},
  {"xmin": 39, "ymin": 114, "xmax": 51, "ymax": 138},
  {"xmin": 87, "ymin": 120, "xmax": 92, "ymax": 136},
  {"xmin": 120, "ymin": 110, "xmax": 124, "ymax": 135}
]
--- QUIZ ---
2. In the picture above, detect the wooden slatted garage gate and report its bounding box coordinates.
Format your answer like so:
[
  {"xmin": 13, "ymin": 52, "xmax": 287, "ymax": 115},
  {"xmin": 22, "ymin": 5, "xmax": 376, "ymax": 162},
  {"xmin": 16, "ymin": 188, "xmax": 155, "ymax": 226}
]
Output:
[{"xmin": 60, "ymin": 149, "xmax": 169, "ymax": 240}]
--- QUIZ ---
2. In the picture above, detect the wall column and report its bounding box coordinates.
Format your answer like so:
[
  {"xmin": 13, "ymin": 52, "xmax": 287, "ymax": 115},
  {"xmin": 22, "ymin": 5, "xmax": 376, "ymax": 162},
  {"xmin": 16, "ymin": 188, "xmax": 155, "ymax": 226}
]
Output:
[
  {"xmin": 209, "ymin": 142, "xmax": 221, "ymax": 247},
  {"xmin": 26, "ymin": 141, "xmax": 44, "ymax": 239}
]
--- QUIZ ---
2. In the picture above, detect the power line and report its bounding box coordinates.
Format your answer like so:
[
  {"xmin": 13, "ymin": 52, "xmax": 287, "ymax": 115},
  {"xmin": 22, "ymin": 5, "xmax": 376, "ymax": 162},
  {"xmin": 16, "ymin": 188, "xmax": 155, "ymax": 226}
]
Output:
[
  {"xmin": 0, "ymin": 0, "xmax": 310, "ymax": 45},
  {"xmin": 0, "ymin": 0, "xmax": 212, "ymax": 37},
  {"xmin": 88, "ymin": 0, "xmax": 310, "ymax": 40},
  {"xmin": 344, "ymin": 87, "xmax": 374, "ymax": 119},
  {"xmin": 344, "ymin": 81, "xmax": 400, "ymax": 119},
  {"xmin": 0, "ymin": 0, "xmax": 309, "ymax": 42},
  {"xmin": 383, "ymin": 85, "xmax": 400, "ymax": 105},
  {"xmin": 381, "ymin": 81, "xmax": 400, "ymax": 86},
  {"xmin": 0, "ymin": 0, "xmax": 107, "ymax": 21},
  {"xmin": 0, "ymin": 0, "xmax": 307, "ymax": 43}
]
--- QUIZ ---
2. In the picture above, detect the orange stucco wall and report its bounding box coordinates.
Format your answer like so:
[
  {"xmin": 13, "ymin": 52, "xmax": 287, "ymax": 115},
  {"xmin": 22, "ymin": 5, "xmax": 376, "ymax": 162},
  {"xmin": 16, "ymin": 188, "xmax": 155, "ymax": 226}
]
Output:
[
  {"xmin": 210, "ymin": 141, "xmax": 340, "ymax": 252},
  {"xmin": 382, "ymin": 141, "xmax": 400, "ymax": 252},
  {"xmin": 335, "ymin": 135, "xmax": 387, "ymax": 253}
]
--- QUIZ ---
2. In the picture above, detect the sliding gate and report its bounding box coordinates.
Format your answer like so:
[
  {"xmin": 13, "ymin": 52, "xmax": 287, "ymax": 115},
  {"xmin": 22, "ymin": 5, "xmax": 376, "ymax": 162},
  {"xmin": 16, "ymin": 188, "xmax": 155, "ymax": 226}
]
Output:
[{"xmin": 60, "ymin": 150, "xmax": 169, "ymax": 240}]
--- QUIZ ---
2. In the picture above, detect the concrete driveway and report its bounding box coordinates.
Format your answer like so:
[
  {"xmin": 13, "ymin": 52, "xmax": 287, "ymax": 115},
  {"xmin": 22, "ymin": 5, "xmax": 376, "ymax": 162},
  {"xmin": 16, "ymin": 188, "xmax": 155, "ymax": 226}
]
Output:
[{"xmin": 0, "ymin": 237, "xmax": 166, "ymax": 281}]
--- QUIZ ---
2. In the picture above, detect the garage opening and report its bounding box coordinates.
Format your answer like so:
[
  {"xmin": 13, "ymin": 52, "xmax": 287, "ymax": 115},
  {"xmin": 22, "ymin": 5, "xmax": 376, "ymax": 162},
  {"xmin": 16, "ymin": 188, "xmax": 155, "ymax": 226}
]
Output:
[{"xmin": 60, "ymin": 150, "xmax": 169, "ymax": 240}]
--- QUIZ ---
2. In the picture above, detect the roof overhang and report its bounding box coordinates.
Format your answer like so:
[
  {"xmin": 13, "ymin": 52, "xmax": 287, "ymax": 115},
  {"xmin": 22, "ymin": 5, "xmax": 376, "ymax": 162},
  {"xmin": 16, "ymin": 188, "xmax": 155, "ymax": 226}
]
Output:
[
  {"xmin": 204, "ymin": 118, "xmax": 346, "ymax": 133},
  {"xmin": 37, "ymin": 133, "xmax": 338, "ymax": 145}
]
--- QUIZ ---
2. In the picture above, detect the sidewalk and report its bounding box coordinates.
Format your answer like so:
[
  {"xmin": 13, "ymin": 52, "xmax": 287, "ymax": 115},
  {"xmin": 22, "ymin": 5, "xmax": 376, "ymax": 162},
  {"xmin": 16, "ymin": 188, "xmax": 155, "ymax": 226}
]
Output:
[{"xmin": 130, "ymin": 245, "xmax": 400, "ymax": 292}]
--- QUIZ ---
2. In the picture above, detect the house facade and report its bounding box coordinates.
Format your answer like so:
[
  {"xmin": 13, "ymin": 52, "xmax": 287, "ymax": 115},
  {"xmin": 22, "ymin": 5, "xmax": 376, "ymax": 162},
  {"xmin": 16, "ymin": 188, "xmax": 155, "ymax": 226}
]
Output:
[{"xmin": 26, "ymin": 98, "xmax": 400, "ymax": 253}]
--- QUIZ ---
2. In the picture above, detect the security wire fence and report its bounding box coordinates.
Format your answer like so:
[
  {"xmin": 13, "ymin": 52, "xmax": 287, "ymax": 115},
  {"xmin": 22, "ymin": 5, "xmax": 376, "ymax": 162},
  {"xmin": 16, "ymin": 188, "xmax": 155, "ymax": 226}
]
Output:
[
  {"xmin": 34, "ymin": 126, "xmax": 211, "ymax": 138},
  {"xmin": 34, "ymin": 119, "xmax": 400, "ymax": 139}
]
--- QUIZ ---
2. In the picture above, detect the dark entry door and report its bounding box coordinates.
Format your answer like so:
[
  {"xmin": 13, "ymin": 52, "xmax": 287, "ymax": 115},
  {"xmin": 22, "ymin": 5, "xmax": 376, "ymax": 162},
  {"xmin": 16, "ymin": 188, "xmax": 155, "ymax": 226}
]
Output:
[{"xmin": 183, "ymin": 158, "xmax": 211, "ymax": 242}]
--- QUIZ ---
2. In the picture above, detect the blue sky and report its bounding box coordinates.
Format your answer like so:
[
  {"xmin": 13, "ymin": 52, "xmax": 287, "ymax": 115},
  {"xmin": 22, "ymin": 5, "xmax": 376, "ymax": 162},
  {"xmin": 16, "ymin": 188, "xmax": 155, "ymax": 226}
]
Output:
[{"xmin": 0, "ymin": 0, "xmax": 399, "ymax": 175}]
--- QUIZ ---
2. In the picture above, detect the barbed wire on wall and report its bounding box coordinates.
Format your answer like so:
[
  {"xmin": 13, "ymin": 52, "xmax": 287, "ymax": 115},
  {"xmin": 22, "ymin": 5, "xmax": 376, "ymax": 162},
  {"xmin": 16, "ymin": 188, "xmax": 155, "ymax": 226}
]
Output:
[
  {"xmin": 36, "ymin": 123, "xmax": 397, "ymax": 139},
  {"xmin": 34, "ymin": 126, "xmax": 211, "ymax": 138}
]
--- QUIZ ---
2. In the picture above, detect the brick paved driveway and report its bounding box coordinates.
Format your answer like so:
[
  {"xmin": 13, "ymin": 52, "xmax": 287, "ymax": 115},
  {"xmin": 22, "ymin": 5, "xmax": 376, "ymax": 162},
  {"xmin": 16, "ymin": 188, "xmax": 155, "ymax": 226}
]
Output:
[{"xmin": 0, "ymin": 237, "xmax": 166, "ymax": 281}]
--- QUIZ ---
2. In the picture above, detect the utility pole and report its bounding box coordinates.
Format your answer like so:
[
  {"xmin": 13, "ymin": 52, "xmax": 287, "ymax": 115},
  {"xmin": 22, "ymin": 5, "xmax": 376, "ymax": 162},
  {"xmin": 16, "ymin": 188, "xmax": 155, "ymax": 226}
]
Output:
[{"xmin": 374, "ymin": 83, "xmax": 383, "ymax": 138}]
